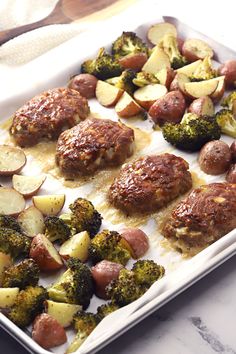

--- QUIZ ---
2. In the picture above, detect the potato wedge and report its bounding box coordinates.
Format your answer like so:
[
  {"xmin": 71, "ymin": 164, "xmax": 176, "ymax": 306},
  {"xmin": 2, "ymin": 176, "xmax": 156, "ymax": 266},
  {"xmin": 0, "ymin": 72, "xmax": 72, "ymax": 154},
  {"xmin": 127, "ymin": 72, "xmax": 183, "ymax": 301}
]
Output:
[
  {"xmin": 45, "ymin": 300, "xmax": 81, "ymax": 327},
  {"xmin": 0, "ymin": 252, "xmax": 12, "ymax": 284},
  {"xmin": 96, "ymin": 80, "xmax": 123, "ymax": 107},
  {"xmin": 119, "ymin": 52, "xmax": 148, "ymax": 71},
  {"xmin": 182, "ymin": 38, "xmax": 214, "ymax": 62},
  {"xmin": 142, "ymin": 47, "xmax": 171, "ymax": 74},
  {"xmin": 12, "ymin": 174, "xmax": 46, "ymax": 198},
  {"xmin": 169, "ymin": 73, "xmax": 190, "ymax": 94},
  {"xmin": 134, "ymin": 84, "xmax": 167, "ymax": 110},
  {"xmin": 18, "ymin": 206, "xmax": 45, "ymax": 237},
  {"xmin": 32, "ymin": 194, "xmax": 65, "ymax": 216},
  {"xmin": 0, "ymin": 188, "xmax": 25, "ymax": 216},
  {"xmin": 147, "ymin": 22, "xmax": 177, "ymax": 45},
  {"xmin": 0, "ymin": 287, "xmax": 19, "ymax": 308},
  {"xmin": 155, "ymin": 68, "xmax": 174, "ymax": 88},
  {"xmin": 184, "ymin": 78, "xmax": 218, "ymax": 99},
  {"xmin": 0, "ymin": 145, "xmax": 26, "ymax": 176},
  {"xmin": 115, "ymin": 91, "xmax": 143, "ymax": 118},
  {"xmin": 210, "ymin": 76, "xmax": 225, "ymax": 102},
  {"xmin": 188, "ymin": 96, "xmax": 215, "ymax": 116},
  {"xmin": 30, "ymin": 234, "xmax": 63, "ymax": 271},
  {"xmin": 176, "ymin": 59, "xmax": 202, "ymax": 76},
  {"xmin": 59, "ymin": 231, "xmax": 90, "ymax": 262}
]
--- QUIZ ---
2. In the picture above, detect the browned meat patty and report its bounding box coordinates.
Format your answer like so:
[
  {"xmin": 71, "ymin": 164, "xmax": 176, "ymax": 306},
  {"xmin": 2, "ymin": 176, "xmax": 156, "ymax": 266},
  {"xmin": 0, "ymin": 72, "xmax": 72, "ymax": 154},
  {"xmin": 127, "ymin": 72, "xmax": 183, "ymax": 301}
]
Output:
[
  {"xmin": 108, "ymin": 154, "xmax": 192, "ymax": 214},
  {"xmin": 161, "ymin": 183, "xmax": 236, "ymax": 255},
  {"xmin": 10, "ymin": 87, "xmax": 89, "ymax": 146},
  {"xmin": 56, "ymin": 118, "xmax": 134, "ymax": 175}
]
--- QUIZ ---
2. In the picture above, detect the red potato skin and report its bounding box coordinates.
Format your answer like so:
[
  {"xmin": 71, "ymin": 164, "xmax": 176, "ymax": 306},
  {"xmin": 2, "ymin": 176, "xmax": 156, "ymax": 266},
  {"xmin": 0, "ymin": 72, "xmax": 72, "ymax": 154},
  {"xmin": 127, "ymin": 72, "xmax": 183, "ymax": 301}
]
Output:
[
  {"xmin": 91, "ymin": 260, "xmax": 123, "ymax": 299},
  {"xmin": 218, "ymin": 60, "xmax": 236, "ymax": 88},
  {"xmin": 148, "ymin": 90, "xmax": 186, "ymax": 125},
  {"xmin": 163, "ymin": 68, "xmax": 176, "ymax": 89},
  {"xmin": 120, "ymin": 228, "xmax": 149, "ymax": 259},
  {"xmin": 226, "ymin": 164, "xmax": 236, "ymax": 183},
  {"xmin": 29, "ymin": 234, "xmax": 63, "ymax": 272},
  {"xmin": 182, "ymin": 39, "xmax": 213, "ymax": 62},
  {"xmin": 68, "ymin": 74, "xmax": 98, "ymax": 98},
  {"xmin": 230, "ymin": 141, "xmax": 236, "ymax": 162},
  {"xmin": 177, "ymin": 37, "xmax": 184, "ymax": 54},
  {"xmin": 32, "ymin": 314, "xmax": 67, "ymax": 349},
  {"xmin": 119, "ymin": 52, "xmax": 148, "ymax": 71}
]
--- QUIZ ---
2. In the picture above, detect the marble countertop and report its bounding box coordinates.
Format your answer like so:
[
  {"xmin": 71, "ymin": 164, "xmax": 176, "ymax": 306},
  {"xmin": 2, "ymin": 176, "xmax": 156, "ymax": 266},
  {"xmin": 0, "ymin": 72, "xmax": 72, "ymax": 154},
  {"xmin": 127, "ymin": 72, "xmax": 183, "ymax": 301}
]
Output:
[{"xmin": 2, "ymin": 255, "xmax": 236, "ymax": 354}]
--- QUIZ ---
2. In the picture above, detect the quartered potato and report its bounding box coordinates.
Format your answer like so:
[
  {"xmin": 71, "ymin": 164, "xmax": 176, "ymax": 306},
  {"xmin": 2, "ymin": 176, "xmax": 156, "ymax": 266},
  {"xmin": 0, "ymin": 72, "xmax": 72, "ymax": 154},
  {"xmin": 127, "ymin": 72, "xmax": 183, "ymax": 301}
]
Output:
[
  {"xmin": 147, "ymin": 22, "xmax": 177, "ymax": 45},
  {"xmin": 18, "ymin": 206, "xmax": 45, "ymax": 237},
  {"xmin": 32, "ymin": 194, "xmax": 65, "ymax": 216},
  {"xmin": 0, "ymin": 145, "xmax": 26, "ymax": 176},
  {"xmin": 115, "ymin": 91, "xmax": 143, "ymax": 118},
  {"xmin": 59, "ymin": 231, "xmax": 90, "ymax": 262},
  {"xmin": 12, "ymin": 174, "xmax": 46, "ymax": 197},
  {"xmin": 45, "ymin": 300, "xmax": 81, "ymax": 327},
  {"xmin": 96, "ymin": 80, "xmax": 123, "ymax": 107},
  {"xmin": 134, "ymin": 84, "xmax": 167, "ymax": 109},
  {"xmin": 142, "ymin": 47, "xmax": 171, "ymax": 74},
  {"xmin": 182, "ymin": 38, "xmax": 214, "ymax": 62},
  {"xmin": 0, "ymin": 188, "xmax": 25, "ymax": 216},
  {"xmin": 188, "ymin": 96, "xmax": 215, "ymax": 116},
  {"xmin": 184, "ymin": 78, "xmax": 218, "ymax": 99},
  {"xmin": 0, "ymin": 288, "xmax": 19, "ymax": 308}
]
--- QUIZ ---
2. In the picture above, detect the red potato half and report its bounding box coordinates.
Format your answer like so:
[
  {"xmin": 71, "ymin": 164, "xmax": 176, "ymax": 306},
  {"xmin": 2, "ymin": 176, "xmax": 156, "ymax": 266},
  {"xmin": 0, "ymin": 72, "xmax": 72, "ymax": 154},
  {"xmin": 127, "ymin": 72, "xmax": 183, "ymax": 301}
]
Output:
[
  {"xmin": 120, "ymin": 228, "xmax": 149, "ymax": 259},
  {"xmin": 68, "ymin": 74, "xmax": 98, "ymax": 99},
  {"xmin": 0, "ymin": 188, "xmax": 25, "ymax": 216},
  {"xmin": 184, "ymin": 78, "xmax": 218, "ymax": 99},
  {"xmin": 134, "ymin": 84, "xmax": 167, "ymax": 110},
  {"xmin": 119, "ymin": 52, "xmax": 148, "ymax": 71},
  {"xmin": 210, "ymin": 76, "xmax": 225, "ymax": 102},
  {"xmin": 59, "ymin": 231, "xmax": 90, "ymax": 262},
  {"xmin": 115, "ymin": 91, "xmax": 143, "ymax": 118},
  {"xmin": 0, "ymin": 145, "xmax": 26, "ymax": 176},
  {"xmin": 188, "ymin": 96, "xmax": 215, "ymax": 116},
  {"xmin": 18, "ymin": 206, "xmax": 45, "ymax": 237},
  {"xmin": 91, "ymin": 260, "xmax": 123, "ymax": 299},
  {"xmin": 142, "ymin": 47, "xmax": 171, "ymax": 74},
  {"xmin": 155, "ymin": 68, "xmax": 175, "ymax": 88},
  {"xmin": 30, "ymin": 234, "xmax": 63, "ymax": 271},
  {"xmin": 182, "ymin": 38, "xmax": 214, "ymax": 62},
  {"xmin": 32, "ymin": 194, "xmax": 65, "ymax": 216},
  {"xmin": 32, "ymin": 313, "xmax": 67, "ymax": 350},
  {"xmin": 96, "ymin": 80, "xmax": 123, "ymax": 107},
  {"xmin": 12, "ymin": 174, "xmax": 46, "ymax": 198},
  {"xmin": 147, "ymin": 22, "xmax": 177, "ymax": 45},
  {"xmin": 218, "ymin": 60, "xmax": 236, "ymax": 87}
]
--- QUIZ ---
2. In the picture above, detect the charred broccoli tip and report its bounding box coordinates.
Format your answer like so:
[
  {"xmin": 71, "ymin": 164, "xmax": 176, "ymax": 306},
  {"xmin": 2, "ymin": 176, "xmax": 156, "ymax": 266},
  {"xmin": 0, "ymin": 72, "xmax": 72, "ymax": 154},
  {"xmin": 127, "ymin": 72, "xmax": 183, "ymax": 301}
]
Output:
[
  {"xmin": 132, "ymin": 260, "xmax": 165, "ymax": 288},
  {"xmin": 96, "ymin": 302, "xmax": 119, "ymax": 321},
  {"xmin": 44, "ymin": 216, "xmax": 71, "ymax": 244},
  {"xmin": 215, "ymin": 109, "xmax": 236, "ymax": 138},
  {"xmin": 0, "ymin": 227, "xmax": 30, "ymax": 259},
  {"xmin": 106, "ymin": 69, "xmax": 137, "ymax": 95},
  {"xmin": 2, "ymin": 258, "xmax": 39, "ymax": 289}
]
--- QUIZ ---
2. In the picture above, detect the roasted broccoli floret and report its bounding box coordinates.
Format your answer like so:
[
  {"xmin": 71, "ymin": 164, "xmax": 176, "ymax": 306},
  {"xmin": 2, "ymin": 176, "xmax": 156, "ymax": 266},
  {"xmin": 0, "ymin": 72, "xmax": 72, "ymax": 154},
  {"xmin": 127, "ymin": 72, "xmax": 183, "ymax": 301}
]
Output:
[
  {"xmin": 132, "ymin": 71, "xmax": 159, "ymax": 87},
  {"xmin": 48, "ymin": 258, "xmax": 94, "ymax": 309},
  {"xmin": 162, "ymin": 113, "xmax": 221, "ymax": 151},
  {"xmin": 215, "ymin": 109, "xmax": 236, "ymax": 138},
  {"xmin": 0, "ymin": 215, "xmax": 22, "ymax": 232},
  {"xmin": 106, "ymin": 268, "xmax": 145, "ymax": 306},
  {"xmin": 0, "ymin": 227, "xmax": 30, "ymax": 259},
  {"xmin": 2, "ymin": 259, "xmax": 39, "ymax": 289},
  {"xmin": 8, "ymin": 286, "xmax": 47, "ymax": 327},
  {"xmin": 44, "ymin": 216, "xmax": 71, "ymax": 243},
  {"xmin": 159, "ymin": 33, "xmax": 187, "ymax": 69},
  {"xmin": 88, "ymin": 230, "xmax": 131, "ymax": 265},
  {"xmin": 112, "ymin": 31, "xmax": 148, "ymax": 59},
  {"xmin": 60, "ymin": 198, "xmax": 102, "ymax": 238},
  {"xmin": 189, "ymin": 56, "xmax": 216, "ymax": 81},
  {"xmin": 106, "ymin": 69, "xmax": 137, "ymax": 95},
  {"xmin": 81, "ymin": 47, "xmax": 122, "ymax": 80},
  {"xmin": 67, "ymin": 311, "xmax": 99, "ymax": 353},
  {"xmin": 221, "ymin": 91, "xmax": 236, "ymax": 109},
  {"xmin": 132, "ymin": 260, "xmax": 165, "ymax": 288},
  {"xmin": 96, "ymin": 302, "xmax": 119, "ymax": 321}
]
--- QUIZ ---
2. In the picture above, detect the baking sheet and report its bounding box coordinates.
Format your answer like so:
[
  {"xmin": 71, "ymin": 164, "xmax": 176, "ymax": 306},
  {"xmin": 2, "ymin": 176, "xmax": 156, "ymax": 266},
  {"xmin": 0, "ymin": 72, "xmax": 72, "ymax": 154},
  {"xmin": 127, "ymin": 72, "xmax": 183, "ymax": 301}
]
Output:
[{"xmin": 0, "ymin": 11, "xmax": 236, "ymax": 354}]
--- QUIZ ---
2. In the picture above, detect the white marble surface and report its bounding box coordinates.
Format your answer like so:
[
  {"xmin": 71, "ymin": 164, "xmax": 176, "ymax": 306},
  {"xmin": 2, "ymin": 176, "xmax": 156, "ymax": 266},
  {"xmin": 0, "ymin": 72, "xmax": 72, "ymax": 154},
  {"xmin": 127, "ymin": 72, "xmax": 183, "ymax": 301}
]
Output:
[{"xmin": 2, "ymin": 255, "xmax": 236, "ymax": 353}]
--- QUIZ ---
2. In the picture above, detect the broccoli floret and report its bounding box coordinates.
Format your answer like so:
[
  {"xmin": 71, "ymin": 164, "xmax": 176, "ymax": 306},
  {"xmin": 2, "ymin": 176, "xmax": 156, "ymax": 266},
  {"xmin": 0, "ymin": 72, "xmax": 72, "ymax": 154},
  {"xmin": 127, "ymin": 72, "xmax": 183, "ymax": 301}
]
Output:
[
  {"xmin": 8, "ymin": 286, "xmax": 47, "ymax": 327},
  {"xmin": 221, "ymin": 91, "xmax": 236, "ymax": 109},
  {"xmin": 81, "ymin": 47, "xmax": 122, "ymax": 80},
  {"xmin": 96, "ymin": 302, "xmax": 119, "ymax": 321},
  {"xmin": 0, "ymin": 227, "xmax": 30, "ymax": 259},
  {"xmin": 190, "ymin": 56, "xmax": 217, "ymax": 81},
  {"xmin": 132, "ymin": 260, "xmax": 165, "ymax": 288},
  {"xmin": 112, "ymin": 31, "xmax": 148, "ymax": 60},
  {"xmin": 48, "ymin": 258, "xmax": 94, "ymax": 309},
  {"xmin": 106, "ymin": 69, "xmax": 137, "ymax": 95},
  {"xmin": 88, "ymin": 230, "xmax": 131, "ymax": 266},
  {"xmin": 67, "ymin": 311, "xmax": 99, "ymax": 353},
  {"xmin": 159, "ymin": 33, "xmax": 187, "ymax": 69},
  {"xmin": 2, "ymin": 259, "xmax": 39, "ymax": 289},
  {"xmin": 0, "ymin": 215, "xmax": 22, "ymax": 232},
  {"xmin": 106, "ymin": 269, "xmax": 145, "ymax": 307},
  {"xmin": 162, "ymin": 113, "xmax": 221, "ymax": 151},
  {"xmin": 60, "ymin": 198, "xmax": 102, "ymax": 238},
  {"xmin": 132, "ymin": 71, "xmax": 159, "ymax": 87},
  {"xmin": 215, "ymin": 109, "xmax": 236, "ymax": 138},
  {"xmin": 44, "ymin": 216, "xmax": 71, "ymax": 244}
]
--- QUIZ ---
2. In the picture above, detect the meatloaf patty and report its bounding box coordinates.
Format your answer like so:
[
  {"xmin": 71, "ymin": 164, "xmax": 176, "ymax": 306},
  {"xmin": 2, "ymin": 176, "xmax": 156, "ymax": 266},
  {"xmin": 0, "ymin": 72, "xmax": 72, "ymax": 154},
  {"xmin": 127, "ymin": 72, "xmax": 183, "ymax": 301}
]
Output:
[
  {"xmin": 56, "ymin": 118, "xmax": 134, "ymax": 175},
  {"xmin": 108, "ymin": 154, "xmax": 192, "ymax": 214},
  {"xmin": 10, "ymin": 87, "xmax": 89, "ymax": 146},
  {"xmin": 161, "ymin": 183, "xmax": 236, "ymax": 255}
]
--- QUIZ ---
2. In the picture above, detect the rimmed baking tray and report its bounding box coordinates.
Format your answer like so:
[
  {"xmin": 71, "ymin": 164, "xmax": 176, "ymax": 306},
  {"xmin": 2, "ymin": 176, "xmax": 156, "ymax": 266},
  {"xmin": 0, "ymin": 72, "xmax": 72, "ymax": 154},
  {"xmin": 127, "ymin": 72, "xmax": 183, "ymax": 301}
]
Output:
[{"xmin": 0, "ymin": 11, "xmax": 235, "ymax": 354}]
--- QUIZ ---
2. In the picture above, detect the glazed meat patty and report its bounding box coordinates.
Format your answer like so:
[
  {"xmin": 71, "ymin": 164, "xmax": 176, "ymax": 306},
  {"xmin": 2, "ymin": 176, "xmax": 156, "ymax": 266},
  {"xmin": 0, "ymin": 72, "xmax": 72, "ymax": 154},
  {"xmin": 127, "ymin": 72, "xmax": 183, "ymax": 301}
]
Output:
[
  {"xmin": 56, "ymin": 118, "xmax": 134, "ymax": 175},
  {"xmin": 108, "ymin": 154, "xmax": 192, "ymax": 214},
  {"xmin": 10, "ymin": 88, "xmax": 90, "ymax": 146},
  {"xmin": 161, "ymin": 183, "xmax": 236, "ymax": 255}
]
